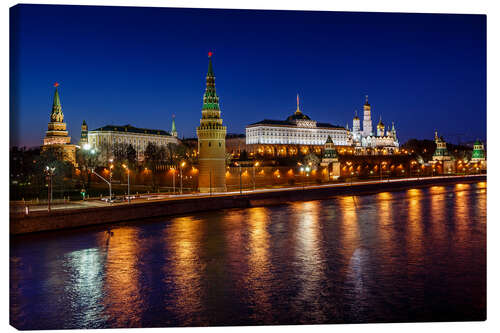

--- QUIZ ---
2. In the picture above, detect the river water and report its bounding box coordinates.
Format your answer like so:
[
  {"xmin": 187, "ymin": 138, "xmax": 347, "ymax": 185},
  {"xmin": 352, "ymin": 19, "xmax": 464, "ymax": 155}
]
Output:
[{"xmin": 10, "ymin": 182, "xmax": 486, "ymax": 329}]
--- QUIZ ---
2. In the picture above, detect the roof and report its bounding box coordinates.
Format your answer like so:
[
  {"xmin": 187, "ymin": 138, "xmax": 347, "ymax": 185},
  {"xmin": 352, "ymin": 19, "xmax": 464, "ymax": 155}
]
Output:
[
  {"xmin": 286, "ymin": 112, "xmax": 311, "ymax": 121},
  {"xmin": 90, "ymin": 124, "xmax": 172, "ymax": 136},
  {"xmin": 248, "ymin": 119, "xmax": 345, "ymax": 129}
]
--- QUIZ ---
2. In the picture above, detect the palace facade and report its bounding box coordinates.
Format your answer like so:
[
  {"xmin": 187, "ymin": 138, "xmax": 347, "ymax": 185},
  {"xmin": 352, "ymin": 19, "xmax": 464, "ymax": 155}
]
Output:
[
  {"xmin": 82, "ymin": 122, "xmax": 180, "ymax": 161},
  {"xmin": 245, "ymin": 95, "xmax": 399, "ymax": 157},
  {"xmin": 246, "ymin": 95, "xmax": 350, "ymax": 156}
]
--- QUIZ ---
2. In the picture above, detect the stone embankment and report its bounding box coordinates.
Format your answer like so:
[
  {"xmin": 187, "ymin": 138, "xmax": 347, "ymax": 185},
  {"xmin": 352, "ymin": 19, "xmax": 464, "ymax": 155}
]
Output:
[{"xmin": 10, "ymin": 175, "xmax": 486, "ymax": 235}]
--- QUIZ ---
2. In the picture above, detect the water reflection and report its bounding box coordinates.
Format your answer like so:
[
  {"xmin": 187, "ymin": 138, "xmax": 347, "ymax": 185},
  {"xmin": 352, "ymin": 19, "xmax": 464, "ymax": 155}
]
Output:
[
  {"xmin": 406, "ymin": 189, "xmax": 424, "ymax": 265},
  {"xmin": 101, "ymin": 228, "xmax": 142, "ymax": 327},
  {"xmin": 10, "ymin": 182, "xmax": 487, "ymax": 329},
  {"xmin": 246, "ymin": 207, "xmax": 272, "ymax": 321},
  {"xmin": 164, "ymin": 216, "xmax": 203, "ymax": 325},
  {"xmin": 291, "ymin": 201, "xmax": 327, "ymax": 323}
]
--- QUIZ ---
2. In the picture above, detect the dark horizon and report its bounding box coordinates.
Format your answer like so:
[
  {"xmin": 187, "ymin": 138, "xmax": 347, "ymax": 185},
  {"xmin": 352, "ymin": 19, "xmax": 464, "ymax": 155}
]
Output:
[{"xmin": 10, "ymin": 4, "xmax": 486, "ymax": 148}]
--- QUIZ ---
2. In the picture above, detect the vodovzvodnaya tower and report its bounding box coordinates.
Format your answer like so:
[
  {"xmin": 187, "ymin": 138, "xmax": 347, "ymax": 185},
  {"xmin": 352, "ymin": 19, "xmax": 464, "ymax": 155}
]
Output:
[{"xmin": 196, "ymin": 52, "xmax": 227, "ymax": 193}]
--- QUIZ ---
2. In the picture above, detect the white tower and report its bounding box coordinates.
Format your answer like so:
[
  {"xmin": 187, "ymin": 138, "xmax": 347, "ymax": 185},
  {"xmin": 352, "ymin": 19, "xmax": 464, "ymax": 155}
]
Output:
[
  {"xmin": 362, "ymin": 95, "xmax": 373, "ymax": 137},
  {"xmin": 353, "ymin": 110, "xmax": 360, "ymax": 133}
]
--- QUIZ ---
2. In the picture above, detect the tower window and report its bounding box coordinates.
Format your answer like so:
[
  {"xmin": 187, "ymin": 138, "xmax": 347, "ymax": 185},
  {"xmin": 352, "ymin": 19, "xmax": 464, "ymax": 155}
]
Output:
[
  {"xmin": 209, "ymin": 142, "xmax": 211, "ymax": 147},
  {"xmin": 219, "ymin": 142, "xmax": 221, "ymax": 147}
]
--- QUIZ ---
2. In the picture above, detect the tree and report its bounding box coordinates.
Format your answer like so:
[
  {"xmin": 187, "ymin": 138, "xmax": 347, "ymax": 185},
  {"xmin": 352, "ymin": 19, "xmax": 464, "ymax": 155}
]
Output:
[
  {"xmin": 303, "ymin": 153, "xmax": 321, "ymax": 170},
  {"xmin": 34, "ymin": 148, "xmax": 74, "ymax": 199},
  {"xmin": 144, "ymin": 142, "xmax": 167, "ymax": 191},
  {"xmin": 126, "ymin": 144, "xmax": 137, "ymax": 170},
  {"xmin": 76, "ymin": 147, "xmax": 99, "ymax": 189}
]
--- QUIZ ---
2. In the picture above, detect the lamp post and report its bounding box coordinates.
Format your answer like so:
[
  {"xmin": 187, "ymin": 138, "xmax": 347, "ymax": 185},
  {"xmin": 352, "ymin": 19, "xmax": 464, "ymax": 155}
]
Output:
[
  {"xmin": 253, "ymin": 161, "xmax": 259, "ymax": 191},
  {"xmin": 305, "ymin": 166, "xmax": 310, "ymax": 187},
  {"xmin": 180, "ymin": 161, "xmax": 185, "ymax": 194},
  {"xmin": 172, "ymin": 168, "xmax": 176, "ymax": 194},
  {"xmin": 300, "ymin": 166, "xmax": 304, "ymax": 189},
  {"xmin": 45, "ymin": 166, "xmax": 55, "ymax": 212},
  {"xmin": 109, "ymin": 159, "xmax": 113, "ymax": 200},
  {"xmin": 91, "ymin": 168, "xmax": 112, "ymax": 202},
  {"xmin": 122, "ymin": 164, "xmax": 130, "ymax": 203},
  {"xmin": 238, "ymin": 163, "xmax": 242, "ymax": 195}
]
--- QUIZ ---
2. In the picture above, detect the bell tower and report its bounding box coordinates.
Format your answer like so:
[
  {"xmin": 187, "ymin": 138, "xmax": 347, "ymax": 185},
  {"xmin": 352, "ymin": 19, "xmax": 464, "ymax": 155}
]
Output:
[
  {"xmin": 362, "ymin": 95, "xmax": 373, "ymax": 136},
  {"xmin": 196, "ymin": 52, "xmax": 227, "ymax": 193}
]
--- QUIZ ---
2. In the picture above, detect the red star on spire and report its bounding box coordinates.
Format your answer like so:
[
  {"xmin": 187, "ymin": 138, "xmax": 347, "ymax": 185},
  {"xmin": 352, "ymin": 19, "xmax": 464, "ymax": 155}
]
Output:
[
  {"xmin": 208, "ymin": 51, "xmax": 213, "ymax": 57},
  {"xmin": 53, "ymin": 82, "xmax": 60, "ymax": 87}
]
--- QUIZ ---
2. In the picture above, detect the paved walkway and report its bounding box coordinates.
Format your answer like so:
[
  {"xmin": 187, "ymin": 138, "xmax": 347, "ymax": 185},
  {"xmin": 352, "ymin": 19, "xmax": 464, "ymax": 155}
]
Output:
[{"xmin": 12, "ymin": 174, "xmax": 485, "ymax": 214}]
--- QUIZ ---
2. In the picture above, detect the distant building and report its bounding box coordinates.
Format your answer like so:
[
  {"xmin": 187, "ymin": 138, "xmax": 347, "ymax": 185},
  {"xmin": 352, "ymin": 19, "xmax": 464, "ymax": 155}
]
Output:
[
  {"xmin": 41, "ymin": 83, "xmax": 76, "ymax": 165},
  {"xmin": 350, "ymin": 96, "xmax": 399, "ymax": 152},
  {"xmin": 246, "ymin": 94, "xmax": 349, "ymax": 147},
  {"xmin": 79, "ymin": 120, "xmax": 88, "ymax": 146},
  {"xmin": 432, "ymin": 130, "xmax": 455, "ymax": 174},
  {"xmin": 196, "ymin": 52, "xmax": 227, "ymax": 193},
  {"xmin": 320, "ymin": 135, "xmax": 340, "ymax": 180},
  {"xmin": 86, "ymin": 124, "xmax": 180, "ymax": 161},
  {"xmin": 471, "ymin": 140, "xmax": 486, "ymax": 162}
]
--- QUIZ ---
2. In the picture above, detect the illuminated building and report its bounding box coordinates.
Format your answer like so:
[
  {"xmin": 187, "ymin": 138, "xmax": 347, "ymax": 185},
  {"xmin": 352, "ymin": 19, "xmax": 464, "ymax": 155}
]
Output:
[
  {"xmin": 432, "ymin": 130, "xmax": 455, "ymax": 173},
  {"xmin": 41, "ymin": 83, "xmax": 76, "ymax": 165},
  {"xmin": 196, "ymin": 52, "xmax": 227, "ymax": 193},
  {"xmin": 471, "ymin": 139, "xmax": 486, "ymax": 170},
  {"xmin": 246, "ymin": 94, "xmax": 349, "ymax": 146},
  {"xmin": 471, "ymin": 140, "xmax": 485, "ymax": 162},
  {"xmin": 79, "ymin": 120, "xmax": 88, "ymax": 146},
  {"xmin": 320, "ymin": 135, "xmax": 340, "ymax": 179},
  {"xmin": 351, "ymin": 96, "xmax": 399, "ymax": 152},
  {"xmin": 86, "ymin": 123, "xmax": 179, "ymax": 161}
]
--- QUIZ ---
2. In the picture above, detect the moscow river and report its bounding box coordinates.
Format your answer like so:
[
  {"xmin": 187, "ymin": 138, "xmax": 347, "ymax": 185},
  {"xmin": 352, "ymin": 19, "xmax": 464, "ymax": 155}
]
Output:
[{"xmin": 10, "ymin": 182, "xmax": 486, "ymax": 329}]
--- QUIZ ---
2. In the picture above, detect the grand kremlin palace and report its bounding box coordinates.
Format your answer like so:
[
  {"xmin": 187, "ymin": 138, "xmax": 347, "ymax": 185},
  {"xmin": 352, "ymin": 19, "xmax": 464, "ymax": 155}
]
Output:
[{"xmin": 245, "ymin": 95, "xmax": 399, "ymax": 157}]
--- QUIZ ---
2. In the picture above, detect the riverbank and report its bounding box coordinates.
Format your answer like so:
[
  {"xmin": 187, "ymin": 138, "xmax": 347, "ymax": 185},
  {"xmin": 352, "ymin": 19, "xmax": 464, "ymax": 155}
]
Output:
[{"xmin": 10, "ymin": 175, "xmax": 486, "ymax": 235}]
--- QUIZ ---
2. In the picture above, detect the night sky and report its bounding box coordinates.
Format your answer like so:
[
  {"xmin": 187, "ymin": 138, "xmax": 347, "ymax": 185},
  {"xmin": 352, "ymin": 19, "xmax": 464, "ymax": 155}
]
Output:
[{"xmin": 10, "ymin": 4, "xmax": 486, "ymax": 148}]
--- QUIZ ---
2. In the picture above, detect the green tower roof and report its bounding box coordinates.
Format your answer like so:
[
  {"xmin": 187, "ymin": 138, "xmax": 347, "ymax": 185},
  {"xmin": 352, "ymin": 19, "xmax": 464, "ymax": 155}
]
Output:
[
  {"xmin": 325, "ymin": 135, "xmax": 333, "ymax": 144},
  {"xmin": 171, "ymin": 116, "xmax": 177, "ymax": 133},
  {"xmin": 202, "ymin": 52, "xmax": 220, "ymax": 111},
  {"xmin": 207, "ymin": 53, "xmax": 214, "ymax": 77},
  {"xmin": 53, "ymin": 88, "xmax": 61, "ymax": 107}
]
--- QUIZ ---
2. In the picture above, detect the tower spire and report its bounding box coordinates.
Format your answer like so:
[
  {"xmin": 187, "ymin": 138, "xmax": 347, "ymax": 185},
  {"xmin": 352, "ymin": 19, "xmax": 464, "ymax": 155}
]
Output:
[
  {"xmin": 207, "ymin": 51, "xmax": 214, "ymax": 77},
  {"xmin": 50, "ymin": 82, "xmax": 63, "ymax": 123},
  {"xmin": 202, "ymin": 52, "xmax": 220, "ymax": 111},
  {"xmin": 295, "ymin": 93, "xmax": 302, "ymax": 114},
  {"xmin": 171, "ymin": 114, "xmax": 177, "ymax": 137}
]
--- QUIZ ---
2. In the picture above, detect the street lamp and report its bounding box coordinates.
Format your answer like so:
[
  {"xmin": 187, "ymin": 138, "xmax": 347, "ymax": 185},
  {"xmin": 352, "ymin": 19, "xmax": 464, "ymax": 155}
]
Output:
[
  {"xmin": 109, "ymin": 160, "xmax": 114, "ymax": 200},
  {"xmin": 171, "ymin": 167, "xmax": 176, "ymax": 194},
  {"xmin": 180, "ymin": 161, "xmax": 186, "ymax": 194},
  {"xmin": 44, "ymin": 166, "xmax": 55, "ymax": 212},
  {"xmin": 300, "ymin": 166, "xmax": 305, "ymax": 189},
  {"xmin": 92, "ymin": 169, "xmax": 112, "ymax": 202},
  {"xmin": 122, "ymin": 164, "xmax": 130, "ymax": 203},
  {"xmin": 253, "ymin": 161, "xmax": 259, "ymax": 191}
]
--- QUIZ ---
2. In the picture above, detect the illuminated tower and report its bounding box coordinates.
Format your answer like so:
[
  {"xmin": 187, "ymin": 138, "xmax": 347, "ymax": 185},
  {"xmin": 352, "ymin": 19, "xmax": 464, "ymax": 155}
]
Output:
[
  {"xmin": 80, "ymin": 120, "xmax": 88, "ymax": 146},
  {"xmin": 196, "ymin": 52, "xmax": 227, "ymax": 193},
  {"xmin": 471, "ymin": 140, "xmax": 485, "ymax": 162},
  {"xmin": 171, "ymin": 114, "xmax": 178, "ymax": 138},
  {"xmin": 362, "ymin": 95, "xmax": 373, "ymax": 137},
  {"xmin": 376, "ymin": 116, "xmax": 385, "ymax": 137},
  {"xmin": 352, "ymin": 110, "xmax": 360, "ymax": 133},
  {"xmin": 42, "ymin": 82, "xmax": 76, "ymax": 165}
]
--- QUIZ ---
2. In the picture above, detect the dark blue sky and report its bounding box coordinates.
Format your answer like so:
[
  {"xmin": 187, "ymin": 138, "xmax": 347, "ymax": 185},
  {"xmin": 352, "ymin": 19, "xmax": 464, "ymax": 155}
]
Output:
[{"xmin": 10, "ymin": 4, "xmax": 486, "ymax": 148}]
